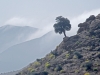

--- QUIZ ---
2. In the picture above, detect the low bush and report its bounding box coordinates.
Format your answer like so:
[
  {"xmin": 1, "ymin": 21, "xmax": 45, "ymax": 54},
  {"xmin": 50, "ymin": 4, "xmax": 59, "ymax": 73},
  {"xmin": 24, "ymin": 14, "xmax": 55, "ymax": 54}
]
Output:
[
  {"xmin": 66, "ymin": 53, "xmax": 70, "ymax": 59},
  {"xmin": 84, "ymin": 72, "xmax": 90, "ymax": 75},
  {"xmin": 84, "ymin": 61, "xmax": 93, "ymax": 71},
  {"xmin": 60, "ymin": 70, "xmax": 65, "ymax": 73},
  {"xmin": 45, "ymin": 62, "xmax": 51, "ymax": 68},
  {"xmin": 28, "ymin": 68, "xmax": 35, "ymax": 72},
  {"xmin": 49, "ymin": 53, "xmax": 55, "ymax": 59},
  {"xmin": 55, "ymin": 65, "xmax": 62, "ymax": 71},
  {"xmin": 75, "ymin": 52, "xmax": 83, "ymax": 59}
]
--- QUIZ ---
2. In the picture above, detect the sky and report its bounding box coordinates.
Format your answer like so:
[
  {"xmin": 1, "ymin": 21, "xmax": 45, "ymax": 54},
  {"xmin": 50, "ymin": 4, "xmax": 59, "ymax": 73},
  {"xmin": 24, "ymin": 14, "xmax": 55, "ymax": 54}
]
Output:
[{"xmin": 0, "ymin": 0, "xmax": 100, "ymax": 36}]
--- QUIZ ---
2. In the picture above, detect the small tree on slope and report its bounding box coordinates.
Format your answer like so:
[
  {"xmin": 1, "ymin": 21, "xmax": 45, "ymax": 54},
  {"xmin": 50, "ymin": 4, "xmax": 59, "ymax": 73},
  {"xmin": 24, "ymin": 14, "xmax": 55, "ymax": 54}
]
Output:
[{"xmin": 53, "ymin": 16, "xmax": 71, "ymax": 37}]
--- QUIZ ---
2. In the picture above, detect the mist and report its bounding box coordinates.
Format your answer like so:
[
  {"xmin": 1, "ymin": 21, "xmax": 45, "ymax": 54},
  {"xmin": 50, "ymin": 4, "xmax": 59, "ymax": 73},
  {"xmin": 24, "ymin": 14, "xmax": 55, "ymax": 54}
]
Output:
[{"xmin": 2, "ymin": 9, "xmax": 100, "ymax": 40}]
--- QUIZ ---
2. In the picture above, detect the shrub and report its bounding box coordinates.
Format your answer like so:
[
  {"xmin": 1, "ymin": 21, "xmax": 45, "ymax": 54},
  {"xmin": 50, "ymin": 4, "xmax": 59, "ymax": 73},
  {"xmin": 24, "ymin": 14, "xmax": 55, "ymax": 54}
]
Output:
[
  {"xmin": 75, "ymin": 41, "xmax": 80, "ymax": 45},
  {"xmin": 33, "ymin": 61, "xmax": 41, "ymax": 68},
  {"xmin": 84, "ymin": 61, "xmax": 93, "ymax": 71},
  {"xmin": 84, "ymin": 72, "xmax": 90, "ymax": 75},
  {"xmin": 45, "ymin": 62, "xmax": 51, "ymax": 68},
  {"xmin": 36, "ymin": 58, "xmax": 41, "ymax": 62},
  {"xmin": 66, "ymin": 53, "xmax": 70, "ymax": 59},
  {"xmin": 28, "ymin": 68, "xmax": 35, "ymax": 72},
  {"xmin": 73, "ymin": 55, "xmax": 77, "ymax": 59},
  {"xmin": 93, "ymin": 67, "xmax": 98, "ymax": 72},
  {"xmin": 51, "ymin": 50, "xmax": 58, "ymax": 56},
  {"xmin": 55, "ymin": 65, "xmax": 62, "ymax": 71},
  {"xmin": 49, "ymin": 53, "xmax": 55, "ymax": 59},
  {"xmin": 30, "ymin": 69, "xmax": 35, "ymax": 72},
  {"xmin": 60, "ymin": 70, "xmax": 65, "ymax": 73},
  {"xmin": 75, "ymin": 70, "xmax": 79, "ymax": 73},
  {"xmin": 75, "ymin": 52, "xmax": 83, "ymax": 59}
]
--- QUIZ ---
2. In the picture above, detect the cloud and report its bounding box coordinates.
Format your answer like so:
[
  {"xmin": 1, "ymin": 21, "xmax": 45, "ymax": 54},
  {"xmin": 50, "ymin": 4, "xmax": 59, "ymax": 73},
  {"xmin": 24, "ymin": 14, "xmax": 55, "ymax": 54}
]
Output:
[
  {"xmin": 4, "ymin": 17, "xmax": 35, "ymax": 27},
  {"xmin": 68, "ymin": 8, "xmax": 100, "ymax": 36},
  {"xmin": 4, "ymin": 16, "xmax": 55, "ymax": 28},
  {"xmin": 4, "ymin": 8, "xmax": 100, "ymax": 38},
  {"xmin": 27, "ymin": 24, "xmax": 54, "ymax": 40},
  {"xmin": 31, "ymin": 8, "xmax": 100, "ymax": 38}
]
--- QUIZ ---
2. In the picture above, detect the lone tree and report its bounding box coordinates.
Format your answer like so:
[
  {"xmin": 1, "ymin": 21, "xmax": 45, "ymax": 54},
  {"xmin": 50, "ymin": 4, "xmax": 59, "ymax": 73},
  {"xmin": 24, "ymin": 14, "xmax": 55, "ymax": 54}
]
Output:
[{"xmin": 53, "ymin": 16, "xmax": 71, "ymax": 37}]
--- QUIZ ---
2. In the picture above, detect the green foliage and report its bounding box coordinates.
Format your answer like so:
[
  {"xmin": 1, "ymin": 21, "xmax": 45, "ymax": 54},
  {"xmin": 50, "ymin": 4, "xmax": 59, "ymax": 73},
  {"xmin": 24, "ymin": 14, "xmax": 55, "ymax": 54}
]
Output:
[
  {"xmin": 60, "ymin": 70, "xmax": 65, "ymax": 73},
  {"xmin": 45, "ymin": 62, "xmax": 51, "ymax": 68},
  {"xmin": 29, "ymin": 61, "xmax": 40, "ymax": 68},
  {"xmin": 75, "ymin": 69, "xmax": 79, "ymax": 73},
  {"xmin": 34, "ymin": 61, "xmax": 40, "ymax": 65},
  {"xmin": 84, "ymin": 72, "xmax": 90, "ymax": 75},
  {"xmin": 28, "ymin": 68, "xmax": 35, "ymax": 72},
  {"xmin": 66, "ymin": 53, "xmax": 70, "ymax": 59},
  {"xmin": 49, "ymin": 53, "xmax": 55, "ymax": 59},
  {"xmin": 73, "ymin": 55, "xmax": 77, "ymax": 59},
  {"xmin": 91, "ymin": 35, "xmax": 95, "ymax": 39},
  {"xmin": 51, "ymin": 50, "xmax": 58, "ymax": 56},
  {"xmin": 75, "ymin": 41, "xmax": 80, "ymax": 45}
]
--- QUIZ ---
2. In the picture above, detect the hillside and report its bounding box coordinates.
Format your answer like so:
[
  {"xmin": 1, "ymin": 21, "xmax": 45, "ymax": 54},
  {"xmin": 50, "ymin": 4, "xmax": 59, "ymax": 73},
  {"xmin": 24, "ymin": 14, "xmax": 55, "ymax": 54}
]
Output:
[
  {"xmin": 0, "ymin": 31, "xmax": 63, "ymax": 73},
  {"xmin": 15, "ymin": 14, "xmax": 100, "ymax": 75}
]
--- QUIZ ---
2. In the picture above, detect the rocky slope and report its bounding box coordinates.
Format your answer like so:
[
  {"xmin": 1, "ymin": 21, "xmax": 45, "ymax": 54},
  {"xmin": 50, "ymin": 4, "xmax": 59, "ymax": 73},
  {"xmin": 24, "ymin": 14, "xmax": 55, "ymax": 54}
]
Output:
[{"xmin": 16, "ymin": 14, "xmax": 100, "ymax": 75}]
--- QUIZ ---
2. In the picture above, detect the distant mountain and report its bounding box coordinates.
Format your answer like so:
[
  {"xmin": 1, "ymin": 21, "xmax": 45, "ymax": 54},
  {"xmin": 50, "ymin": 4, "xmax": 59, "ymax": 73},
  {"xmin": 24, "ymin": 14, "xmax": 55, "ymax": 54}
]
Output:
[
  {"xmin": 0, "ymin": 25, "xmax": 38, "ymax": 53},
  {"xmin": 0, "ymin": 70, "xmax": 19, "ymax": 75},
  {"xmin": 0, "ymin": 31, "xmax": 63, "ymax": 73}
]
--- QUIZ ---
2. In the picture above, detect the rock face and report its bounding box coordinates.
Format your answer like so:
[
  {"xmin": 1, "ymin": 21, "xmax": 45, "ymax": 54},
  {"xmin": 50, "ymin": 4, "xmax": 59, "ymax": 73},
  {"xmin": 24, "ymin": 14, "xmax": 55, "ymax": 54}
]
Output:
[{"xmin": 16, "ymin": 14, "xmax": 100, "ymax": 75}]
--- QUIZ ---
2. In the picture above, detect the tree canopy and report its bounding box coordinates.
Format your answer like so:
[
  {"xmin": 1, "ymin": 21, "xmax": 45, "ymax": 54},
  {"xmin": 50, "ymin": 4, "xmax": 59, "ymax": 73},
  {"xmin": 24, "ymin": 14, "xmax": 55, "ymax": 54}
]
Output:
[{"xmin": 53, "ymin": 16, "xmax": 71, "ymax": 37}]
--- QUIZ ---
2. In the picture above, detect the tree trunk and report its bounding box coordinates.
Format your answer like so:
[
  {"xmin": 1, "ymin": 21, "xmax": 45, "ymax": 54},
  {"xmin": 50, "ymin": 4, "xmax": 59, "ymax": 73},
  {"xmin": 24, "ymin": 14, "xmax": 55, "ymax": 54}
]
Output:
[{"xmin": 63, "ymin": 30, "xmax": 66, "ymax": 37}]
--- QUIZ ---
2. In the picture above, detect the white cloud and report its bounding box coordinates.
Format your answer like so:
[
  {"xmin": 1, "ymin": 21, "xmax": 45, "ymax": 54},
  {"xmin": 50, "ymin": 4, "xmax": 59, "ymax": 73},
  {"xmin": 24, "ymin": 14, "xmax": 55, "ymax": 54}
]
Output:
[
  {"xmin": 68, "ymin": 8, "xmax": 100, "ymax": 36},
  {"xmin": 3, "ymin": 17, "xmax": 55, "ymax": 40},
  {"xmin": 30, "ymin": 8, "xmax": 100, "ymax": 39},
  {"xmin": 27, "ymin": 24, "xmax": 54, "ymax": 40},
  {"xmin": 4, "ymin": 16, "xmax": 55, "ymax": 28},
  {"xmin": 4, "ymin": 8, "xmax": 100, "ymax": 38},
  {"xmin": 4, "ymin": 17, "xmax": 35, "ymax": 27}
]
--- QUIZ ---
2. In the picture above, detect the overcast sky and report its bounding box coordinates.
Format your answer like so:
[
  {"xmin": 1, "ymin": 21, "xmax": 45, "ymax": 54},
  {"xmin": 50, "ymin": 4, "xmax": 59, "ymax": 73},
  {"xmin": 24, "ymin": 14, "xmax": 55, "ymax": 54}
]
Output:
[{"xmin": 0, "ymin": 0, "xmax": 100, "ymax": 35}]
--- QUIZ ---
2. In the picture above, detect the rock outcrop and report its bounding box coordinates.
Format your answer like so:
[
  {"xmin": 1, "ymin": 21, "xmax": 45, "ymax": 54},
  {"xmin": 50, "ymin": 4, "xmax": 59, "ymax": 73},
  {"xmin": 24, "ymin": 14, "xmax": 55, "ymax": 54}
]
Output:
[{"xmin": 16, "ymin": 14, "xmax": 100, "ymax": 75}]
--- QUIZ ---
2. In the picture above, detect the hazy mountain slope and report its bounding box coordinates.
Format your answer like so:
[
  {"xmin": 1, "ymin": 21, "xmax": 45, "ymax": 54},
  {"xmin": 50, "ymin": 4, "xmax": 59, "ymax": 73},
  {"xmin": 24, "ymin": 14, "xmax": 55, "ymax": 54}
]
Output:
[
  {"xmin": 0, "ymin": 31, "xmax": 63, "ymax": 73},
  {"xmin": 0, "ymin": 25, "xmax": 38, "ymax": 53},
  {"xmin": 0, "ymin": 71, "xmax": 19, "ymax": 75},
  {"xmin": 16, "ymin": 14, "xmax": 100, "ymax": 75}
]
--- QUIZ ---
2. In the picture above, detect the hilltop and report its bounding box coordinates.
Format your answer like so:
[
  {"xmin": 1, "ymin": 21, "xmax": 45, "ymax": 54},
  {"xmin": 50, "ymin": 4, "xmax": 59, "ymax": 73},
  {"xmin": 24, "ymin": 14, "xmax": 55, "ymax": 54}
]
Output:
[
  {"xmin": 16, "ymin": 14, "xmax": 100, "ymax": 75},
  {"xmin": 0, "ymin": 25, "xmax": 38, "ymax": 53}
]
